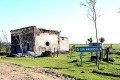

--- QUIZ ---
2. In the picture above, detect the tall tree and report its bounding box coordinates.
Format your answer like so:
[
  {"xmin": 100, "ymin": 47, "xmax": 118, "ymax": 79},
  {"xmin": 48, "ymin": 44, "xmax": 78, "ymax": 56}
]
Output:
[
  {"xmin": 81, "ymin": 0, "xmax": 100, "ymax": 68},
  {"xmin": 82, "ymin": 0, "xmax": 99, "ymax": 43}
]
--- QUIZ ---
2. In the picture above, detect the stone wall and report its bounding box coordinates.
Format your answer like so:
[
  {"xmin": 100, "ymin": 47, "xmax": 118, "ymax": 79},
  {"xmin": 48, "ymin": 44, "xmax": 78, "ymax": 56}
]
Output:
[
  {"xmin": 11, "ymin": 26, "xmax": 35, "ymax": 54},
  {"xmin": 60, "ymin": 37, "xmax": 69, "ymax": 52},
  {"xmin": 35, "ymin": 28, "xmax": 60, "ymax": 54}
]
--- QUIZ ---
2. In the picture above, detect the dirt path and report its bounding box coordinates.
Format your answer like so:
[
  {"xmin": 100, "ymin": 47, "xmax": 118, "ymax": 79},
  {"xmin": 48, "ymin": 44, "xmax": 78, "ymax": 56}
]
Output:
[{"xmin": 0, "ymin": 62, "xmax": 78, "ymax": 80}]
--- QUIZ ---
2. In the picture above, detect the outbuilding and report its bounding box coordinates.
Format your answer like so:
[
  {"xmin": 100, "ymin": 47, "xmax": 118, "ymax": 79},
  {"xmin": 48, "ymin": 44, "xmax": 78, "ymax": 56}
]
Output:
[{"xmin": 11, "ymin": 26, "xmax": 69, "ymax": 56}]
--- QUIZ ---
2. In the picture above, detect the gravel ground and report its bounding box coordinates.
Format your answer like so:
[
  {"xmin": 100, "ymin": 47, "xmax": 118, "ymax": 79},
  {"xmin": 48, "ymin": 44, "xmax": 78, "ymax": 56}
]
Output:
[{"xmin": 0, "ymin": 62, "xmax": 79, "ymax": 80}]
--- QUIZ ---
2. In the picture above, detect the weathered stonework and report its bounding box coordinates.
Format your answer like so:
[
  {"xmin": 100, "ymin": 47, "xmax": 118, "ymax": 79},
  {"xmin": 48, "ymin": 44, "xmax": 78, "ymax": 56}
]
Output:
[
  {"xmin": 11, "ymin": 26, "xmax": 69, "ymax": 56},
  {"xmin": 11, "ymin": 26, "xmax": 35, "ymax": 54}
]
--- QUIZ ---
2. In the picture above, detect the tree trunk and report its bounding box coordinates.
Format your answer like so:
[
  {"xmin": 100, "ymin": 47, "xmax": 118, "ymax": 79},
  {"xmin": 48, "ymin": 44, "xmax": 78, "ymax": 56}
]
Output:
[{"xmin": 94, "ymin": 20, "xmax": 99, "ymax": 66}]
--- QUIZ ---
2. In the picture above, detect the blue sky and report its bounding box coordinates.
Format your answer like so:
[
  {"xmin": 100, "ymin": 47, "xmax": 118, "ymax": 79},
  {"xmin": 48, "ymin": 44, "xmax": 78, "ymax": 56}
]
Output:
[{"xmin": 0, "ymin": 0, "xmax": 120, "ymax": 44}]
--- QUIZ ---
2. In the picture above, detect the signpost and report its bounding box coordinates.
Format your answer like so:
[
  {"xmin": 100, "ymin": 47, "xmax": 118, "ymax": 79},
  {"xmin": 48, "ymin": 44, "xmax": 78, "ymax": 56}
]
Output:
[
  {"xmin": 76, "ymin": 46, "xmax": 102, "ymax": 52},
  {"xmin": 76, "ymin": 46, "xmax": 102, "ymax": 66}
]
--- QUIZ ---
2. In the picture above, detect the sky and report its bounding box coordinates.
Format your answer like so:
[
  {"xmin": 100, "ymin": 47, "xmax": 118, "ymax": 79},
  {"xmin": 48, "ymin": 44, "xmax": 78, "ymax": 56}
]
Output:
[{"xmin": 0, "ymin": 0, "xmax": 120, "ymax": 44}]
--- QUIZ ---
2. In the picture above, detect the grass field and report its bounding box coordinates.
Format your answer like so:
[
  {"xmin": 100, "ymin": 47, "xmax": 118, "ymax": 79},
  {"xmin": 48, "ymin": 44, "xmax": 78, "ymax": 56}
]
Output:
[{"xmin": 0, "ymin": 44, "xmax": 120, "ymax": 80}]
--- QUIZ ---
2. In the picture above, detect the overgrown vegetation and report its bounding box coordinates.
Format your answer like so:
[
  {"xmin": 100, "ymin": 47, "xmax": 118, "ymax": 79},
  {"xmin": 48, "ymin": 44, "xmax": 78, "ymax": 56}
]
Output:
[
  {"xmin": 0, "ymin": 44, "xmax": 120, "ymax": 80},
  {"xmin": 0, "ymin": 42, "xmax": 11, "ymax": 56},
  {"xmin": 0, "ymin": 32, "xmax": 11, "ymax": 54}
]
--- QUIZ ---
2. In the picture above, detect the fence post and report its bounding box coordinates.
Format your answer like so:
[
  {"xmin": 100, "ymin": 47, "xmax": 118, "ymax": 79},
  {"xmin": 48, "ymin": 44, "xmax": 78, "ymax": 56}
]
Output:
[{"xmin": 80, "ymin": 52, "xmax": 83, "ymax": 66}]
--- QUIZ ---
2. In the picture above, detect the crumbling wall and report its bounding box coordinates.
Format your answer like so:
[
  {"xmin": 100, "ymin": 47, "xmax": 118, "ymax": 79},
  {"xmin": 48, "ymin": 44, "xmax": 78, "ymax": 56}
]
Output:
[
  {"xmin": 11, "ymin": 26, "xmax": 66, "ymax": 56},
  {"xmin": 35, "ymin": 28, "xmax": 60, "ymax": 55},
  {"xmin": 60, "ymin": 37, "xmax": 69, "ymax": 52},
  {"xmin": 11, "ymin": 26, "xmax": 35, "ymax": 54}
]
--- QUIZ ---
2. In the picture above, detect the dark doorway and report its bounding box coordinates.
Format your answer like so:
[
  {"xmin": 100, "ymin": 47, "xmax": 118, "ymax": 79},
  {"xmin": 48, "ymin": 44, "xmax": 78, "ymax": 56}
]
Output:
[{"xmin": 27, "ymin": 43, "xmax": 30, "ymax": 50}]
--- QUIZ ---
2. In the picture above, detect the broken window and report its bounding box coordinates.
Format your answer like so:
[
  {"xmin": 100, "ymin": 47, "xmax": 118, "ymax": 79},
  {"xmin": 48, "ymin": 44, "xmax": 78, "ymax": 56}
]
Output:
[
  {"xmin": 27, "ymin": 43, "xmax": 30, "ymax": 50},
  {"xmin": 46, "ymin": 41, "xmax": 50, "ymax": 46},
  {"xmin": 62, "ymin": 37, "xmax": 64, "ymax": 40}
]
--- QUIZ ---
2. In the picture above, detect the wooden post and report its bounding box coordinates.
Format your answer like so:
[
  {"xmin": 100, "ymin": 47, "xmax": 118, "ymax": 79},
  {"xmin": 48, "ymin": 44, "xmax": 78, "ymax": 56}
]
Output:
[
  {"xmin": 101, "ymin": 48, "xmax": 103, "ymax": 60},
  {"xmin": 90, "ymin": 52, "xmax": 93, "ymax": 61},
  {"xmin": 80, "ymin": 52, "xmax": 83, "ymax": 66},
  {"xmin": 70, "ymin": 49, "xmax": 73, "ymax": 59},
  {"xmin": 57, "ymin": 49, "xmax": 59, "ymax": 57},
  {"xmin": 97, "ymin": 54, "xmax": 99, "ymax": 69},
  {"xmin": 106, "ymin": 48, "xmax": 109, "ymax": 63},
  {"xmin": 96, "ymin": 49, "xmax": 100, "ymax": 69},
  {"xmin": 52, "ymin": 48, "xmax": 55, "ymax": 57}
]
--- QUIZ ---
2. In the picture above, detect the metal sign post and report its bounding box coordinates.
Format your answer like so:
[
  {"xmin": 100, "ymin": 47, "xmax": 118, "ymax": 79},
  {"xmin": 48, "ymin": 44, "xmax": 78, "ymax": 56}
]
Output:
[
  {"xmin": 76, "ymin": 46, "xmax": 102, "ymax": 68},
  {"xmin": 76, "ymin": 46, "xmax": 102, "ymax": 52}
]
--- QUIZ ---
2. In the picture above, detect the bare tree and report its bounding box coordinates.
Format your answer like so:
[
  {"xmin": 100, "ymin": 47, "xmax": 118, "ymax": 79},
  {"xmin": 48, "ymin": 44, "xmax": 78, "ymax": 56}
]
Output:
[
  {"xmin": 3, "ymin": 31, "xmax": 10, "ymax": 53},
  {"xmin": 118, "ymin": 8, "xmax": 120, "ymax": 13},
  {"xmin": 70, "ymin": 45, "xmax": 75, "ymax": 59},
  {"xmin": 81, "ymin": 0, "xmax": 101, "ymax": 69},
  {"xmin": 82, "ymin": 0, "xmax": 100, "ymax": 44},
  {"xmin": 0, "ymin": 37, "xmax": 2, "ymax": 52},
  {"xmin": 17, "ymin": 31, "xmax": 24, "ymax": 54}
]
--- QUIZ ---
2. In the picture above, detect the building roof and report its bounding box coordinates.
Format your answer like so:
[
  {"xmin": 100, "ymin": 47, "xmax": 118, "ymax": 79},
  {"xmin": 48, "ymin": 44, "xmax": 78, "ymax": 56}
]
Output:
[
  {"xmin": 38, "ymin": 28, "xmax": 60, "ymax": 33},
  {"xmin": 10, "ymin": 26, "xmax": 36, "ymax": 32},
  {"xmin": 10, "ymin": 26, "xmax": 61, "ymax": 33},
  {"xmin": 60, "ymin": 36, "xmax": 68, "ymax": 39}
]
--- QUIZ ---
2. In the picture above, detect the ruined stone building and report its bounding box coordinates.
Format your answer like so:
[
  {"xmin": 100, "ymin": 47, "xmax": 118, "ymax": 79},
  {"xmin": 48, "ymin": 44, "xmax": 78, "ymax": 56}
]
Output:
[{"xmin": 11, "ymin": 26, "xmax": 69, "ymax": 56}]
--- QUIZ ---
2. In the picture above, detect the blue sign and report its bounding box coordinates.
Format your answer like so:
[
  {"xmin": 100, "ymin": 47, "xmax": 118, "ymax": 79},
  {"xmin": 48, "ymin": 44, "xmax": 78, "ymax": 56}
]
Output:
[{"xmin": 76, "ymin": 46, "xmax": 102, "ymax": 52}]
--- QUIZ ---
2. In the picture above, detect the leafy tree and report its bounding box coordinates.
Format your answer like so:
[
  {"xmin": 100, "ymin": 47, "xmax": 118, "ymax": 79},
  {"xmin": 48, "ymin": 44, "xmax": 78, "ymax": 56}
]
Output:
[
  {"xmin": 87, "ymin": 37, "xmax": 93, "ymax": 43},
  {"xmin": 99, "ymin": 37, "xmax": 105, "ymax": 43}
]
